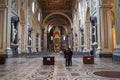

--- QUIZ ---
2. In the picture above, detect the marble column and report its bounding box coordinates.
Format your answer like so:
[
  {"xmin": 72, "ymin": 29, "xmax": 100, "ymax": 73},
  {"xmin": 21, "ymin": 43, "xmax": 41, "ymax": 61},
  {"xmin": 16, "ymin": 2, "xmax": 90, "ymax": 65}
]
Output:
[
  {"xmin": 99, "ymin": 3, "xmax": 113, "ymax": 55},
  {"xmin": 32, "ymin": 31, "xmax": 36, "ymax": 52},
  {"xmin": 113, "ymin": 0, "xmax": 120, "ymax": 62},
  {"xmin": 78, "ymin": 28, "xmax": 81, "ymax": 52},
  {"xmin": 20, "ymin": 24, "xmax": 25, "ymax": 52},
  {"xmin": 79, "ymin": 27, "xmax": 83, "ymax": 52},
  {"xmin": 36, "ymin": 33, "xmax": 39, "ymax": 52},
  {"xmin": 85, "ymin": 22, "xmax": 91, "ymax": 51},
  {"xmin": 96, "ymin": 1, "xmax": 102, "ymax": 54},
  {"xmin": 84, "ymin": 25, "xmax": 87, "ymax": 52},
  {"xmin": 68, "ymin": 33, "xmax": 72, "ymax": 49},
  {"xmin": 44, "ymin": 32, "xmax": 47, "ymax": 51},
  {"xmin": 73, "ymin": 32, "xmax": 76, "ymax": 51},
  {"xmin": 84, "ymin": 24, "xmax": 90, "ymax": 52},
  {"xmin": 0, "ymin": 7, "xmax": 6, "ymax": 53},
  {"xmin": 24, "ymin": 24, "xmax": 28, "ymax": 53},
  {"xmin": 39, "ymin": 33, "xmax": 41, "ymax": 51}
]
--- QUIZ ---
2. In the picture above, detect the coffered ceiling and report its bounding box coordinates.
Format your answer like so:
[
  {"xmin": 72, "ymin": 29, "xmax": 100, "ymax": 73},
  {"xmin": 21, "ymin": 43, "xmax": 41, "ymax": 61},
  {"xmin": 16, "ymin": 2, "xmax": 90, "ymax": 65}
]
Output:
[
  {"xmin": 39, "ymin": 0, "xmax": 76, "ymax": 17},
  {"xmin": 38, "ymin": 0, "xmax": 76, "ymax": 32}
]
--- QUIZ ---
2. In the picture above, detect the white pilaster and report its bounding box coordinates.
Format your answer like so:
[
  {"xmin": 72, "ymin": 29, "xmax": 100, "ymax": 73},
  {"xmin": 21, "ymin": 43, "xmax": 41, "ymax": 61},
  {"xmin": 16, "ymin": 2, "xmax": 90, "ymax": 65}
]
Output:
[
  {"xmin": 85, "ymin": 22, "xmax": 91, "ymax": 52},
  {"xmin": 96, "ymin": 0, "xmax": 102, "ymax": 54},
  {"xmin": 39, "ymin": 33, "xmax": 41, "ymax": 51},
  {"xmin": 98, "ymin": 2, "xmax": 113, "ymax": 55},
  {"xmin": 44, "ymin": 32, "xmax": 47, "ymax": 51},
  {"xmin": 32, "ymin": 31, "xmax": 36, "ymax": 52},
  {"xmin": 0, "ymin": 0, "xmax": 12, "ymax": 55}
]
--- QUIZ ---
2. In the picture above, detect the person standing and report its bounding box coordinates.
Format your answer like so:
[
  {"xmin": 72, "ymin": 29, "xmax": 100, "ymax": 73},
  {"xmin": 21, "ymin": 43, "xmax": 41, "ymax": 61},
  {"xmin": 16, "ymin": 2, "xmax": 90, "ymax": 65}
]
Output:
[
  {"xmin": 64, "ymin": 48, "xmax": 73, "ymax": 66},
  {"xmin": 64, "ymin": 49, "xmax": 66, "ymax": 58}
]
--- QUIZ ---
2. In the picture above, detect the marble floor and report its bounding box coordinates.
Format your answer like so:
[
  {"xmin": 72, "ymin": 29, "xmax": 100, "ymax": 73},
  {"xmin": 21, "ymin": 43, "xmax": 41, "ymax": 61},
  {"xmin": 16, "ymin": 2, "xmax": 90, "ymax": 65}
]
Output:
[{"xmin": 0, "ymin": 53, "xmax": 120, "ymax": 80}]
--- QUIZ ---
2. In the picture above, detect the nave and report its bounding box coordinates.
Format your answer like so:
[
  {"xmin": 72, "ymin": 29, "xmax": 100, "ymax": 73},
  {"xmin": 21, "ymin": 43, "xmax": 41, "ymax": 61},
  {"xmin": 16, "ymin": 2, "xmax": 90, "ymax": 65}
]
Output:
[{"xmin": 0, "ymin": 53, "xmax": 120, "ymax": 80}]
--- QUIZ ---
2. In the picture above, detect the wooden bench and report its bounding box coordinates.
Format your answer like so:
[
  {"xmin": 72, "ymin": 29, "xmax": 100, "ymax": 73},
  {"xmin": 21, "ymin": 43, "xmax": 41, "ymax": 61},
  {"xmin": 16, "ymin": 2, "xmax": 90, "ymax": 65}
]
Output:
[
  {"xmin": 99, "ymin": 54, "xmax": 113, "ymax": 58},
  {"xmin": 83, "ymin": 56, "xmax": 94, "ymax": 64},
  {"xmin": 43, "ymin": 56, "xmax": 54, "ymax": 65},
  {"xmin": 0, "ymin": 54, "xmax": 7, "ymax": 65}
]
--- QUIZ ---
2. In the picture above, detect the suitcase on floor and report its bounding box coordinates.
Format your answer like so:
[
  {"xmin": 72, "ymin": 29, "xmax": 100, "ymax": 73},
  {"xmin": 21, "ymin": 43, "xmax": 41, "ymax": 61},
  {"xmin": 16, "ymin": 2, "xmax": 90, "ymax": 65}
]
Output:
[{"xmin": 83, "ymin": 56, "xmax": 94, "ymax": 64}]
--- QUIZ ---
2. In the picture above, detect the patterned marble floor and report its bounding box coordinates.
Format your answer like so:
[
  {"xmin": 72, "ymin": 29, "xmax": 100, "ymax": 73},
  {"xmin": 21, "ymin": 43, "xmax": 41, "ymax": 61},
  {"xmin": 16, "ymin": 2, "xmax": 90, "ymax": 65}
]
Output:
[{"xmin": 0, "ymin": 54, "xmax": 120, "ymax": 80}]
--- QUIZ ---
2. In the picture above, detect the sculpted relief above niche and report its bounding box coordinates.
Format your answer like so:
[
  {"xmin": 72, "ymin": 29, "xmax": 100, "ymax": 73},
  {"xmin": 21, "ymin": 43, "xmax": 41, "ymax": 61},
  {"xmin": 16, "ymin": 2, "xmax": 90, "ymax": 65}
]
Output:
[
  {"xmin": 91, "ymin": 0, "xmax": 97, "ymax": 12},
  {"xmin": 86, "ymin": 0, "xmax": 90, "ymax": 7},
  {"xmin": 11, "ymin": 0, "xmax": 18, "ymax": 13}
]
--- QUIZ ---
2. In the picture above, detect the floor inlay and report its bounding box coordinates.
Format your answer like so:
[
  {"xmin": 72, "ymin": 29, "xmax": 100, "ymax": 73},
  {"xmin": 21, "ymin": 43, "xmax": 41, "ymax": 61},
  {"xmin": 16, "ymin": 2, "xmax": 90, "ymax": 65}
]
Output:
[
  {"xmin": 93, "ymin": 71, "xmax": 120, "ymax": 78},
  {"xmin": 0, "ymin": 54, "xmax": 120, "ymax": 80},
  {"xmin": 71, "ymin": 73, "xmax": 80, "ymax": 76}
]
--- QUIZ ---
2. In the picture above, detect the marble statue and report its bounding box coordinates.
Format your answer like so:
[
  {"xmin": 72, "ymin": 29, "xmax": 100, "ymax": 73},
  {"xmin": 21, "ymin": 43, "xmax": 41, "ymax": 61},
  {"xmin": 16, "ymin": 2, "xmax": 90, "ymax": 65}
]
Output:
[{"xmin": 12, "ymin": 23, "xmax": 17, "ymax": 43}]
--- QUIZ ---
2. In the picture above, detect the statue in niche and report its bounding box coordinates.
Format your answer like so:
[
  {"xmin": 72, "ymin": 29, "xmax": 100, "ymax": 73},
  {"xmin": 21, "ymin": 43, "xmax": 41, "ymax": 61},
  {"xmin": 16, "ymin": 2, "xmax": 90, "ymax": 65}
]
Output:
[
  {"xmin": 11, "ymin": 16, "xmax": 19, "ymax": 44},
  {"xmin": 10, "ymin": 16, "xmax": 19, "ymax": 57},
  {"xmin": 90, "ymin": 16, "xmax": 97, "ymax": 43},
  {"xmin": 91, "ymin": 0, "xmax": 97, "ymax": 12},
  {"xmin": 11, "ymin": 0, "xmax": 18, "ymax": 12},
  {"xmin": 12, "ymin": 23, "xmax": 17, "ymax": 43},
  {"xmin": 28, "ymin": 27, "xmax": 32, "ymax": 45}
]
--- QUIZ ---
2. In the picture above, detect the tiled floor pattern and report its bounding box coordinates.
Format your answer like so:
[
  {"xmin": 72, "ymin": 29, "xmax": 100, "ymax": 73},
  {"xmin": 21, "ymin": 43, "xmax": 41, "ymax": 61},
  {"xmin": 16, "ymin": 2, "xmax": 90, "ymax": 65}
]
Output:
[{"xmin": 0, "ymin": 54, "xmax": 120, "ymax": 80}]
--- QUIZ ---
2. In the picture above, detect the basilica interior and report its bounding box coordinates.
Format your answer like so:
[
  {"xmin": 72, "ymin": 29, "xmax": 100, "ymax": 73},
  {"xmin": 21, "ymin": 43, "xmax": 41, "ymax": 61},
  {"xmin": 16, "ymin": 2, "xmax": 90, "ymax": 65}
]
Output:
[{"xmin": 0, "ymin": 0, "xmax": 120, "ymax": 80}]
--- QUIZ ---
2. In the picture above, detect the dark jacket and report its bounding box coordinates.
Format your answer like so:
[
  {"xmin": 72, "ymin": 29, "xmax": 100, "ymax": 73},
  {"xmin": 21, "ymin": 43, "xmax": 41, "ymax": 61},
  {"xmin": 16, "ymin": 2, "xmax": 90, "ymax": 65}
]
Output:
[
  {"xmin": 90, "ymin": 49, "xmax": 93, "ymax": 55},
  {"xmin": 64, "ymin": 49, "xmax": 73, "ymax": 59}
]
